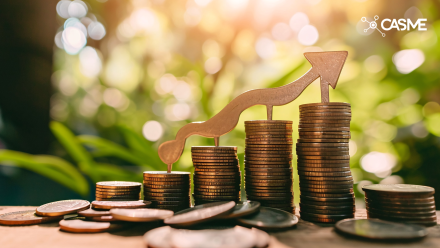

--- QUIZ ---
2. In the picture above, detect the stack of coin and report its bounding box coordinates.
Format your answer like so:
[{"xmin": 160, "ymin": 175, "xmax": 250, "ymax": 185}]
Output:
[
  {"xmin": 143, "ymin": 171, "xmax": 191, "ymax": 212},
  {"xmin": 363, "ymin": 184, "xmax": 437, "ymax": 227},
  {"xmin": 244, "ymin": 120, "xmax": 294, "ymax": 213},
  {"xmin": 297, "ymin": 102, "xmax": 355, "ymax": 223},
  {"xmin": 192, "ymin": 146, "xmax": 241, "ymax": 205},
  {"xmin": 96, "ymin": 181, "xmax": 141, "ymax": 201}
]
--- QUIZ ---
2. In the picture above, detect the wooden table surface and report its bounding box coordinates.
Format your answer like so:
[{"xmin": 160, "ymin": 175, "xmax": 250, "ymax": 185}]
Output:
[{"xmin": 1, "ymin": 206, "xmax": 439, "ymax": 248}]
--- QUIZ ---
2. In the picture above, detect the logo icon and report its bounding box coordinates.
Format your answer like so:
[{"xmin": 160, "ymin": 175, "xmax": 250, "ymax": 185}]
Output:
[{"xmin": 361, "ymin": 15, "xmax": 386, "ymax": 37}]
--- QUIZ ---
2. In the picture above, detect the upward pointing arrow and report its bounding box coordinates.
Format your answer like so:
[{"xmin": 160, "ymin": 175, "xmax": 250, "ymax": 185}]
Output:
[{"xmin": 159, "ymin": 51, "xmax": 348, "ymax": 171}]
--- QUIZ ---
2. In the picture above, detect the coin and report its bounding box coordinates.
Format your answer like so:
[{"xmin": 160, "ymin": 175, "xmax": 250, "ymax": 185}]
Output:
[
  {"xmin": 302, "ymin": 208, "xmax": 354, "ymax": 215},
  {"xmin": 195, "ymin": 181, "xmax": 238, "ymax": 186},
  {"xmin": 297, "ymin": 163, "xmax": 350, "ymax": 168},
  {"xmin": 192, "ymin": 155, "xmax": 238, "ymax": 160},
  {"xmin": 365, "ymin": 195, "xmax": 435, "ymax": 203},
  {"xmin": 59, "ymin": 219, "xmax": 127, "ymax": 233},
  {"xmin": 300, "ymin": 198, "xmax": 355, "ymax": 206},
  {"xmin": 192, "ymin": 159, "xmax": 238, "ymax": 163},
  {"xmin": 143, "ymin": 171, "xmax": 190, "ymax": 177},
  {"xmin": 194, "ymin": 191, "xmax": 239, "ymax": 197},
  {"xmin": 299, "ymin": 176, "xmax": 353, "ymax": 181},
  {"xmin": 299, "ymin": 203, "xmax": 355, "ymax": 211},
  {"xmin": 191, "ymin": 146, "xmax": 237, "ymax": 151},
  {"xmin": 164, "ymin": 201, "xmax": 235, "ymax": 226},
  {"xmin": 193, "ymin": 194, "xmax": 239, "ymax": 200},
  {"xmin": 96, "ymin": 181, "xmax": 142, "ymax": 189},
  {"xmin": 367, "ymin": 212, "xmax": 437, "ymax": 222},
  {"xmin": 362, "ymin": 184, "xmax": 435, "ymax": 197},
  {"xmin": 0, "ymin": 210, "xmax": 63, "ymax": 225},
  {"xmin": 194, "ymin": 188, "xmax": 239, "ymax": 194},
  {"xmin": 246, "ymin": 141, "xmax": 293, "ymax": 145},
  {"xmin": 300, "ymin": 112, "xmax": 352, "ymax": 117},
  {"xmin": 194, "ymin": 171, "xmax": 238, "ymax": 176},
  {"xmin": 144, "ymin": 177, "xmax": 190, "ymax": 182},
  {"xmin": 77, "ymin": 208, "xmax": 110, "ymax": 217},
  {"xmin": 213, "ymin": 201, "xmax": 260, "ymax": 219},
  {"xmin": 365, "ymin": 203, "xmax": 436, "ymax": 211},
  {"xmin": 245, "ymin": 120, "xmax": 293, "ymax": 124},
  {"xmin": 296, "ymin": 151, "xmax": 350, "ymax": 156},
  {"xmin": 144, "ymin": 188, "xmax": 189, "ymax": 193},
  {"xmin": 366, "ymin": 206, "xmax": 436, "ymax": 216},
  {"xmin": 300, "ymin": 212, "xmax": 354, "ymax": 222},
  {"xmin": 300, "ymin": 102, "xmax": 350, "ymax": 107},
  {"xmin": 297, "ymin": 139, "xmax": 350, "ymax": 143},
  {"xmin": 247, "ymin": 192, "xmax": 292, "ymax": 197},
  {"xmin": 298, "ymin": 171, "xmax": 352, "ymax": 177},
  {"xmin": 365, "ymin": 198, "xmax": 435, "ymax": 206},
  {"xmin": 92, "ymin": 200, "xmax": 151, "ymax": 210},
  {"xmin": 335, "ymin": 219, "xmax": 428, "ymax": 240},
  {"xmin": 96, "ymin": 188, "xmax": 141, "ymax": 192},
  {"xmin": 300, "ymin": 108, "xmax": 351, "ymax": 113},
  {"xmin": 296, "ymin": 143, "xmax": 349, "ymax": 148},
  {"xmin": 301, "ymin": 188, "xmax": 354, "ymax": 194},
  {"xmin": 299, "ymin": 183, "xmax": 353, "ymax": 190},
  {"xmin": 237, "ymin": 206, "xmax": 298, "ymax": 230},
  {"xmin": 297, "ymin": 166, "xmax": 350, "ymax": 172},
  {"xmin": 110, "ymin": 208, "xmax": 174, "ymax": 222},
  {"xmin": 244, "ymin": 154, "xmax": 292, "ymax": 159},
  {"xmin": 36, "ymin": 200, "xmax": 90, "ymax": 217},
  {"xmin": 246, "ymin": 175, "xmax": 292, "ymax": 181},
  {"xmin": 301, "ymin": 195, "xmax": 354, "ymax": 202},
  {"xmin": 193, "ymin": 162, "xmax": 238, "ymax": 166},
  {"xmin": 85, "ymin": 215, "xmax": 116, "ymax": 222},
  {"xmin": 96, "ymin": 191, "xmax": 140, "ymax": 196},
  {"xmin": 299, "ymin": 179, "xmax": 353, "ymax": 185}
]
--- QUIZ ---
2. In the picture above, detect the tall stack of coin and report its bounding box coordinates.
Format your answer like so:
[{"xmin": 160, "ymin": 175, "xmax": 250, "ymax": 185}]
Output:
[
  {"xmin": 96, "ymin": 181, "xmax": 141, "ymax": 201},
  {"xmin": 192, "ymin": 146, "xmax": 241, "ymax": 205},
  {"xmin": 297, "ymin": 102, "xmax": 355, "ymax": 223},
  {"xmin": 244, "ymin": 120, "xmax": 294, "ymax": 213},
  {"xmin": 363, "ymin": 184, "xmax": 437, "ymax": 227},
  {"xmin": 143, "ymin": 171, "xmax": 191, "ymax": 212}
]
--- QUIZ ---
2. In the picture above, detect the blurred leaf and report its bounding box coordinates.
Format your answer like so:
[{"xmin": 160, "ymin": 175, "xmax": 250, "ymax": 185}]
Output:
[
  {"xmin": 95, "ymin": 163, "xmax": 142, "ymax": 182},
  {"xmin": 78, "ymin": 135, "xmax": 151, "ymax": 167},
  {"xmin": 0, "ymin": 150, "xmax": 89, "ymax": 196},
  {"xmin": 50, "ymin": 121, "xmax": 98, "ymax": 180},
  {"xmin": 118, "ymin": 125, "xmax": 163, "ymax": 168}
]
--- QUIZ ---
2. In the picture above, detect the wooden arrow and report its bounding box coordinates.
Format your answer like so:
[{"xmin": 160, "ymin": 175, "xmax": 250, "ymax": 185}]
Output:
[{"xmin": 158, "ymin": 51, "xmax": 348, "ymax": 172}]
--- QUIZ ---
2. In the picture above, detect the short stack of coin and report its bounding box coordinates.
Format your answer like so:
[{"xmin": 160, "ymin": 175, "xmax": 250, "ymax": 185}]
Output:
[
  {"xmin": 143, "ymin": 171, "xmax": 191, "ymax": 212},
  {"xmin": 363, "ymin": 184, "xmax": 437, "ymax": 227},
  {"xmin": 297, "ymin": 102, "xmax": 355, "ymax": 223},
  {"xmin": 244, "ymin": 120, "xmax": 295, "ymax": 213},
  {"xmin": 96, "ymin": 181, "xmax": 141, "ymax": 201},
  {"xmin": 192, "ymin": 146, "xmax": 241, "ymax": 205}
]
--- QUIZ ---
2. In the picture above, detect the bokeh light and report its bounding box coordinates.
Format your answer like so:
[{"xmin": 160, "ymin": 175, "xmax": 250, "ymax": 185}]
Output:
[
  {"xmin": 298, "ymin": 25, "xmax": 319, "ymax": 46},
  {"xmin": 143, "ymin": 121, "xmax": 164, "ymax": 141},
  {"xmin": 361, "ymin": 152, "xmax": 397, "ymax": 178},
  {"xmin": 393, "ymin": 49, "xmax": 425, "ymax": 74}
]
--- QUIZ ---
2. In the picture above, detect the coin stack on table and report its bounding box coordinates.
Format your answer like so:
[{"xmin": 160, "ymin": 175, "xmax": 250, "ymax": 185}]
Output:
[
  {"xmin": 244, "ymin": 120, "xmax": 295, "ymax": 213},
  {"xmin": 143, "ymin": 171, "xmax": 191, "ymax": 212},
  {"xmin": 96, "ymin": 181, "xmax": 141, "ymax": 201},
  {"xmin": 363, "ymin": 184, "xmax": 437, "ymax": 226},
  {"xmin": 296, "ymin": 102, "xmax": 355, "ymax": 223},
  {"xmin": 192, "ymin": 146, "xmax": 241, "ymax": 205}
]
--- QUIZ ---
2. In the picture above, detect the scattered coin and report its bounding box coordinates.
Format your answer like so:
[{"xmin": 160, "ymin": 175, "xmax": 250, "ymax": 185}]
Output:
[
  {"xmin": 216, "ymin": 201, "xmax": 261, "ymax": 219},
  {"xmin": 91, "ymin": 200, "xmax": 151, "ymax": 210},
  {"xmin": 237, "ymin": 206, "xmax": 298, "ymax": 230},
  {"xmin": 77, "ymin": 208, "xmax": 110, "ymax": 217},
  {"xmin": 164, "ymin": 201, "xmax": 236, "ymax": 227},
  {"xmin": 0, "ymin": 210, "xmax": 64, "ymax": 225},
  {"xmin": 85, "ymin": 215, "xmax": 116, "ymax": 222},
  {"xmin": 59, "ymin": 219, "xmax": 127, "ymax": 233},
  {"xmin": 110, "ymin": 208, "xmax": 174, "ymax": 222},
  {"xmin": 36, "ymin": 200, "xmax": 90, "ymax": 217}
]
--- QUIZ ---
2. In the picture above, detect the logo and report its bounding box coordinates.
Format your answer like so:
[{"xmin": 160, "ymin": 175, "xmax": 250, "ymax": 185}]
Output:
[
  {"xmin": 361, "ymin": 15, "xmax": 385, "ymax": 37},
  {"xmin": 361, "ymin": 15, "xmax": 427, "ymax": 37}
]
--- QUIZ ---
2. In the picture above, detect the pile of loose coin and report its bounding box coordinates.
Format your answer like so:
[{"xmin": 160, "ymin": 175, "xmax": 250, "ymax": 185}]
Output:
[
  {"xmin": 244, "ymin": 120, "xmax": 295, "ymax": 213},
  {"xmin": 297, "ymin": 102, "xmax": 355, "ymax": 223},
  {"xmin": 191, "ymin": 146, "xmax": 241, "ymax": 205},
  {"xmin": 363, "ymin": 184, "xmax": 437, "ymax": 226},
  {"xmin": 143, "ymin": 171, "xmax": 191, "ymax": 212},
  {"xmin": 96, "ymin": 181, "xmax": 141, "ymax": 201}
]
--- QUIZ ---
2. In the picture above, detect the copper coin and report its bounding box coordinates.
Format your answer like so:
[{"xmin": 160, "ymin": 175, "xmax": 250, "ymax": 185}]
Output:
[
  {"xmin": 301, "ymin": 195, "xmax": 353, "ymax": 202},
  {"xmin": 367, "ymin": 212, "xmax": 437, "ymax": 222},
  {"xmin": 300, "ymin": 105, "xmax": 350, "ymax": 110},
  {"xmin": 197, "ymin": 184, "xmax": 238, "ymax": 189},
  {"xmin": 245, "ymin": 147, "xmax": 292, "ymax": 151},
  {"xmin": 245, "ymin": 182, "xmax": 292, "ymax": 187},
  {"xmin": 246, "ymin": 144, "xmax": 292, "ymax": 148},
  {"xmin": 193, "ymin": 162, "xmax": 238, "ymax": 166},
  {"xmin": 245, "ymin": 132, "xmax": 292, "ymax": 136},
  {"xmin": 96, "ymin": 188, "xmax": 141, "ymax": 192},
  {"xmin": 59, "ymin": 219, "xmax": 127, "ymax": 233},
  {"xmin": 300, "ymin": 108, "xmax": 351, "ymax": 113},
  {"xmin": 0, "ymin": 210, "xmax": 63, "ymax": 225},
  {"xmin": 237, "ymin": 206, "xmax": 298, "ymax": 230},
  {"xmin": 95, "ymin": 197, "xmax": 139, "ymax": 201},
  {"xmin": 365, "ymin": 195, "xmax": 435, "ymax": 203},
  {"xmin": 299, "ymin": 203, "xmax": 355, "ymax": 211},
  {"xmin": 298, "ymin": 171, "xmax": 352, "ymax": 177},
  {"xmin": 296, "ymin": 151, "xmax": 350, "ymax": 156},
  {"xmin": 301, "ymin": 192, "xmax": 354, "ymax": 198},
  {"xmin": 365, "ymin": 198, "xmax": 435, "ymax": 206},
  {"xmin": 246, "ymin": 134, "xmax": 292, "ymax": 139},
  {"xmin": 145, "ymin": 196, "xmax": 190, "ymax": 201},
  {"xmin": 296, "ymin": 142, "xmax": 349, "ymax": 147},
  {"xmin": 36, "ymin": 200, "xmax": 90, "ymax": 217},
  {"xmin": 300, "ymin": 117, "xmax": 351, "ymax": 121},
  {"xmin": 95, "ymin": 191, "xmax": 140, "ymax": 196},
  {"xmin": 193, "ymin": 175, "xmax": 240, "ymax": 179},
  {"xmin": 246, "ymin": 141, "xmax": 293, "ymax": 145},
  {"xmin": 298, "ymin": 128, "xmax": 350, "ymax": 132},
  {"xmin": 300, "ymin": 198, "xmax": 355, "ymax": 206},
  {"xmin": 164, "ymin": 201, "xmax": 236, "ymax": 227},
  {"xmin": 245, "ymin": 160, "xmax": 291, "ymax": 165},
  {"xmin": 144, "ymin": 191, "xmax": 188, "ymax": 197},
  {"xmin": 77, "ymin": 208, "xmax": 111, "ymax": 217},
  {"xmin": 194, "ymin": 171, "xmax": 238, "ymax": 176},
  {"xmin": 300, "ymin": 212, "xmax": 353, "ymax": 223},
  {"xmin": 247, "ymin": 192, "xmax": 292, "ymax": 197},
  {"xmin": 299, "ymin": 183, "xmax": 353, "ymax": 190},
  {"xmin": 245, "ymin": 120, "xmax": 293, "ymax": 124},
  {"xmin": 362, "ymin": 184, "xmax": 435, "ymax": 196},
  {"xmin": 96, "ymin": 181, "xmax": 142, "ymax": 189},
  {"xmin": 298, "ymin": 124, "xmax": 349, "ymax": 128},
  {"xmin": 300, "ymin": 112, "xmax": 351, "ymax": 117},
  {"xmin": 191, "ymin": 151, "xmax": 237, "ymax": 156},
  {"xmin": 92, "ymin": 200, "xmax": 151, "ymax": 210},
  {"xmin": 245, "ymin": 148, "xmax": 292, "ymax": 153},
  {"xmin": 246, "ymin": 175, "xmax": 292, "ymax": 180},
  {"xmin": 298, "ymin": 159, "xmax": 350, "ymax": 164},
  {"xmin": 195, "ymin": 187, "xmax": 239, "ymax": 193},
  {"xmin": 244, "ymin": 157, "xmax": 291, "ymax": 162},
  {"xmin": 246, "ymin": 186, "xmax": 292, "ymax": 190},
  {"xmin": 144, "ymin": 180, "xmax": 189, "ymax": 185},
  {"xmin": 143, "ymin": 171, "xmax": 190, "ymax": 177},
  {"xmin": 300, "ymin": 187, "xmax": 354, "ymax": 193},
  {"xmin": 297, "ymin": 139, "xmax": 350, "ymax": 143},
  {"xmin": 366, "ymin": 206, "xmax": 436, "ymax": 216},
  {"xmin": 246, "ymin": 171, "xmax": 292, "ymax": 176},
  {"xmin": 194, "ymin": 165, "xmax": 239, "ymax": 169},
  {"xmin": 144, "ymin": 188, "xmax": 189, "ymax": 193},
  {"xmin": 245, "ymin": 164, "xmax": 291, "ymax": 169},
  {"xmin": 194, "ymin": 191, "xmax": 239, "ymax": 196},
  {"xmin": 192, "ymin": 156, "xmax": 238, "ymax": 160},
  {"xmin": 85, "ymin": 215, "xmax": 117, "ymax": 222},
  {"xmin": 143, "ymin": 177, "xmax": 190, "ymax": 182},
  {"xmin": 299, "ymin": 135, "xmax": 351, "ymax": 140},
  {"xmin": 194, "ymin": 181, "xmax": 238, "ymax": 186},
  {"xmin": 297, "ymin": 163, "xmax": 350, "ymax": 168},
  {"xmin": 191, "ymin": 146, "xmax": 237, "ymax": 151},
  {"xmin": 297, "ymin": 166, "xmax": 350, "ymax": 172},
  {"xmin": 366, "ymin": 202, "xmax": 436, "ymax": 211},
  {"xmin": 194, "ymin": 168, "xmax": 239, "ymax": 173},
  {"xmin": 245, "ymin": 167, "xmax": 292, "ymax": 172},
  {"xmin": 193, "ymin": 194, "xmax": 239, "ymax": 200},
  {"xmin": 299, "ymin": 179, "xmax": 353, "ymax": 185},
  {"xmin": 300, "ymin": 102, "xmax": 350, "ymax": 107},
  {"xmin": 192, "ymin": 159, "xmax": 238, "ymax": 163},
  {"xmin": 111, "ymin": 208, "xmax": 174, "ymax": 222}
]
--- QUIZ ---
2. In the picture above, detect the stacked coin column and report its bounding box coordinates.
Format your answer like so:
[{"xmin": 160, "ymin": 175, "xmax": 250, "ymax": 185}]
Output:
[
  {"xmin": 192, "ymin": 146, "xmax": 241, "ymax": 205},
  {"xmin": 143, "ymin": 172, "xmax": 191, "ymax": 212},
  {"xmin": 244, "ymin": 120, "xmax": 295, "ymax": 213},
  {"xmin": 95, "ymin": 181, "xmax": 141, "ymax": 201},
  {"xmin": 297, "ymin": 102, "xmax": 355, "ymax": 223},
  {"xmin": 363, "ymin": 184, "xmax": 437, "ymax": 227}
]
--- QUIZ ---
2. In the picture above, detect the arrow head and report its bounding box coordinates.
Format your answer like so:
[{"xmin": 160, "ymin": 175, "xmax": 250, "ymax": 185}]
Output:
[{"xmin": 304, "ymin": 51, "xmax": 348, "ymax": 89}]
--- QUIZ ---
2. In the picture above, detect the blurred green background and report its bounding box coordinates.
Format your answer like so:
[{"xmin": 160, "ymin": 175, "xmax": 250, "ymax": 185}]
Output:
[{"xmin": 1, "ymin": 0, "xmax": 440, "ymax": 207}]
